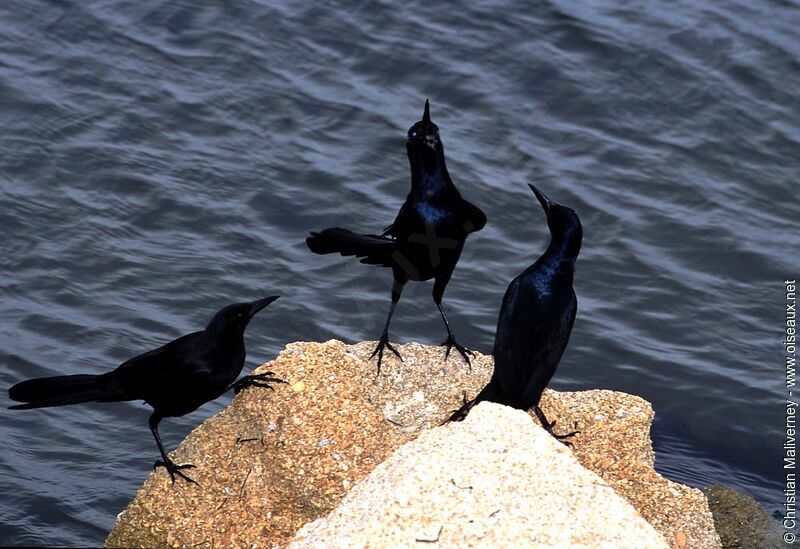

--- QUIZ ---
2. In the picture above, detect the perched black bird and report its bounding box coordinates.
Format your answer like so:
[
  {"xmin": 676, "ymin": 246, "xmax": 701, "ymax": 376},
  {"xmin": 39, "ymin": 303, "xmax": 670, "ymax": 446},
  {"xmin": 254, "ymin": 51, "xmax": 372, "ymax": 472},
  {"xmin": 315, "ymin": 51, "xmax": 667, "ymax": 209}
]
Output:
[
  {"xmin": 307, "ymin": 100, "xmax": 486, "ymax": 372},
  {"xmin": 8, "ymin": 297, "xmax": 283, "ymax": 483},
  {"xmin": 448, "ymin": 185, "xmax": 582, "ymax": 442}
]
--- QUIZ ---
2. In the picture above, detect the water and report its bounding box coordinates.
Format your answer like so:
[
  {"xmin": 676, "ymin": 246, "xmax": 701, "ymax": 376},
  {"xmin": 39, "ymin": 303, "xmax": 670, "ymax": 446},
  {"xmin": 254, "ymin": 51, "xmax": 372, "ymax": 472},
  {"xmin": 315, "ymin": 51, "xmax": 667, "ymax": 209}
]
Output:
[{"xmin": 1, "ymin": 0, "xmax": 797, "ymax": 545}]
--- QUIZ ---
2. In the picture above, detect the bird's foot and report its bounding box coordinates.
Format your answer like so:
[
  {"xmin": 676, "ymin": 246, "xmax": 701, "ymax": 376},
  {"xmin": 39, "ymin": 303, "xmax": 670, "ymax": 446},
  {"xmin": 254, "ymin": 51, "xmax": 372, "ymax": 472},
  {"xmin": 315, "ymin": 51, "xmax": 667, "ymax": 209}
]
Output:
[
  {"xmin": 534, "ymin": 406, "xmax": 579, "ymax": 447},
  {"xmin": 440, "ymin": 335, "xmax": 474, "ymax": 369},
  {"xmin": 443, "ymin": 391, "xmax": 472, "ymax": 424},
  {"xmin": 231, "ymin": 372, "xmax": 287, "ymax": 395},
  {"xmin": 544, "ymin": 420, "xmax": 580, "ymax": 448},
  {"xmin": 154, "ymin": 458, "xmax": 198, "ymax": 485},
  {"xmin": 370, "ymin": 335, "xmax": 402, "ymax": 374}
]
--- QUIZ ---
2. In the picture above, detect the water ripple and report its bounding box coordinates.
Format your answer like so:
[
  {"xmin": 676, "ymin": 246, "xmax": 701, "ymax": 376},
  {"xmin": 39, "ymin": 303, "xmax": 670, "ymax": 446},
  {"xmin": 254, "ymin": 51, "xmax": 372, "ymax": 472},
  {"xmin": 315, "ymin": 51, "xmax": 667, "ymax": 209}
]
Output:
[{"xmin": 0, "ymin": 0, "xmax": 797, "ymax": 544}]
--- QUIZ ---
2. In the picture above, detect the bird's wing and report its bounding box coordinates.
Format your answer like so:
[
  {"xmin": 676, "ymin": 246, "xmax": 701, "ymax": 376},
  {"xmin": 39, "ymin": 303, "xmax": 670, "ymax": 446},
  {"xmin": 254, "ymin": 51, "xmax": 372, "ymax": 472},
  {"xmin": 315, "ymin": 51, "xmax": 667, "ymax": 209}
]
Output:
[
  {"xmin": 382, "ymin": 200, "xmax": 411, "ymax": 238},
  {"xmin": 491, "ymin": 278, "xmax": 575, "ymax": 402},
  {"xmin": 105, "ymin": 331, "xmax": 212, "ymax": 397},
  {"xmin": 491, "ymin": 276, "xmax": 530, "ymax": 381},
  {"xmin": 559, "ymin": 297, "xmax": 577, "ymax": 359},
  {"xmin": 460, "ymin": 199, "xmax": 487, "ymax": 233}
]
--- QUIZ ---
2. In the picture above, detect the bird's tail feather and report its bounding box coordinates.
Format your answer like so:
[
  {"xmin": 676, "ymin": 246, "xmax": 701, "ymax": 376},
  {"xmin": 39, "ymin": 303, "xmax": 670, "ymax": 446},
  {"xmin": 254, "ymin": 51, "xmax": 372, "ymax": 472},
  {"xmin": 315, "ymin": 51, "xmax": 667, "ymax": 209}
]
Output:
[
  {"xmin": 8, "ymin": 374, "xmax": 116, "ymax": 409},
  {"xmin": 306, "ymin": 228, "xmax": 396, "ymax": 267}
]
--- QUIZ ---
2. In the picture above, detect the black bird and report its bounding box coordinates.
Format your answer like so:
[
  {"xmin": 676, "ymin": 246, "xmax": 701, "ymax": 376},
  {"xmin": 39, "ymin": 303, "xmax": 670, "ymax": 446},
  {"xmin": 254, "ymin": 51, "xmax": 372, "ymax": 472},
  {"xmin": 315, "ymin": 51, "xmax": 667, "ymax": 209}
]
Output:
[
  {"xmin": 8, "ymin": 297, "xmax": 283, "ymax": 483},
  {"xmin": 306, "ymin": 100, "xmax": 486, "ymax": 372},
  {"xmin": 448, "ymin": 185, "xmax": 582, "ymax": 443}
]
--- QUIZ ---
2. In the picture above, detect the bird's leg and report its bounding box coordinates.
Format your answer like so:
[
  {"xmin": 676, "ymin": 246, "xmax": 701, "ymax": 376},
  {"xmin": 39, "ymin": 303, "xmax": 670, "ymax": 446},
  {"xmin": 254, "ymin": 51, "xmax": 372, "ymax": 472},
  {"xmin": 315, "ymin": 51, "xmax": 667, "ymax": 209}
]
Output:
[
  {"xmin": 149, "ymin": 413, "xmax": 197, "ymax": 485},
  {"xmin": 433, "ymin": 274, "xmax": 473, "ymax": 368},
  {"xmin": 443, "ymin": 391, "xmax": 476, "ymax": 424},
  {"xmin": 436, "ymin": 302, "xmax": 474, "ymax": 367},
  {"xmin": 230, "ymin": 371, "xmax": 287, "ymax": 395},
  {"xmin": 533, "ymin": 405, "xmax": 579, "ymax": 447},
  {"xmin": 370, "ymin": 280, "xmax": 405, "ymax": 374},
  {"xmin": 370, "ymin": 303, "xmax": 402, "ymax": 374}
]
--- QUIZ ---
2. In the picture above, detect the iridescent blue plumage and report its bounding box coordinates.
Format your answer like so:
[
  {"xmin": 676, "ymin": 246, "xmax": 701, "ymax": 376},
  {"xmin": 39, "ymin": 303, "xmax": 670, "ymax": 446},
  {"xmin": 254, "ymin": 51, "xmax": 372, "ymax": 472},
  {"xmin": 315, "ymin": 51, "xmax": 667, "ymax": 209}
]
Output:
[
  {"xmin": 448, "ymin": 185, "xmax": 582, "ymax": 444},
  {"xmin": 412, "ymin": 201, "xmax": 447, "ymax": 224},
  {"xmin": 307, "ymin": 100, "xmax": 486, "ymax": 372}
]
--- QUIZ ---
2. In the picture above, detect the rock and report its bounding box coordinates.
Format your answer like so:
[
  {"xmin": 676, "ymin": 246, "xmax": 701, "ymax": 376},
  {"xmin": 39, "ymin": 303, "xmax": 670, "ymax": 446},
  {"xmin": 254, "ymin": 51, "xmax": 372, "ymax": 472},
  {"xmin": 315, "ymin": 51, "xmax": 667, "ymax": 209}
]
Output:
[
  {"xmin": 540, "ymin": 390, "xmax": 720, "ymax": 549},
  {"xmin": 105, "ymin": 340, "xmax": 720, "ymax": 548},
  {"xmin": 288, "ymin": 401, "xmax": 668, "ymax": 548},
  {"xmin": 703, "ymin": 484, "xmax": 783, "ymax": 548}
]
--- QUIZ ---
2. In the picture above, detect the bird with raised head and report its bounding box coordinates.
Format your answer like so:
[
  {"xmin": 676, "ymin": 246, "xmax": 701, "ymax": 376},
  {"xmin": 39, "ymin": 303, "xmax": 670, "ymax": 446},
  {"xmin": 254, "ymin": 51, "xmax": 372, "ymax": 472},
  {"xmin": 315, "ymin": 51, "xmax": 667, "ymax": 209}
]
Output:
[
  {"xmin": 8, "ymin": 296, "xmax": 283, "ymax": 484},
  {"xmin": 448, "ymin": 185, "xmax": 582, "ymax": 444},
  {"xmin": 307, "ymin": 100, "xmax": 486, "ymax": 372}
]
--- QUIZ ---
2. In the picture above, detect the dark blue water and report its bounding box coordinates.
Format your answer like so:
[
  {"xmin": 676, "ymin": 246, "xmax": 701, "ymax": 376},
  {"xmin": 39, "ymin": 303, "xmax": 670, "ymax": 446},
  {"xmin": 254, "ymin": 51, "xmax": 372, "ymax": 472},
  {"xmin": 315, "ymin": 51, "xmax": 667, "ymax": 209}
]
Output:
[{"xmin": 1, "ymin": 0, "xmax": 797, "ymax": 545}]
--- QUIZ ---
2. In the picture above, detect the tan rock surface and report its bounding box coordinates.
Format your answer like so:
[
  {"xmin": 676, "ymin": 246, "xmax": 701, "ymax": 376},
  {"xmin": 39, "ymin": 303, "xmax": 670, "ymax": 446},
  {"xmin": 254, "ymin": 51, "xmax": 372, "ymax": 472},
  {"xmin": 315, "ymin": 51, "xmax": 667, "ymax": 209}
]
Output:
[
  {"xmin": 105, "ymin": 340, "xmax": 720, "ymax": 548},
  {"xmin": 289, "ymin": 401, "xmax": 668, "ymax": 548}
]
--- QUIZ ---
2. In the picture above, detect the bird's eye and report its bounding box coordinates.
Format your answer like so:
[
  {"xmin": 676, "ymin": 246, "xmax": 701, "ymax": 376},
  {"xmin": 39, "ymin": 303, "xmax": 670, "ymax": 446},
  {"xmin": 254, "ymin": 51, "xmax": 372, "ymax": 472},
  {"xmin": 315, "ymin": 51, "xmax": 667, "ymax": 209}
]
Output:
[{"xmin": 411, "ymin": 131, "xmax": 417, "ymax": 138}]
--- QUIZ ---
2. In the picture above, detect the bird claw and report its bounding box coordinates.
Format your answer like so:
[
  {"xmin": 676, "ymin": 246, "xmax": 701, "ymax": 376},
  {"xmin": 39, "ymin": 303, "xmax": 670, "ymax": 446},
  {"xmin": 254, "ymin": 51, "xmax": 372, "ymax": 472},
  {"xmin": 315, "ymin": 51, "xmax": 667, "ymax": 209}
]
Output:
[
  {"xmin": 442, "ymin": 391, "xmax": 473, "ymax": 424},
  {"xmin": 231, "ymin": 372, "xmax": 287, "ymax": 395},
  {"xmin": 534, "ymin": 406, "xmax": 579, "ymax": 448},
  {"xmin": 154, "ymin": 458, "xmax": 198, "ymax": 485},
  {"xmin": 545, "ymin": 420, "xmax": 580, "ymax": 447},
  {"xmin": 440, "ymin": 335, "xmax": 474, "ymax": 369},
  {"xmin": 445, "ymin": 409, "xmax": 467, "ymax": 423},
  {"xmin": 370, "ymin": 336, "xmax": 402, "ymax": 374}
]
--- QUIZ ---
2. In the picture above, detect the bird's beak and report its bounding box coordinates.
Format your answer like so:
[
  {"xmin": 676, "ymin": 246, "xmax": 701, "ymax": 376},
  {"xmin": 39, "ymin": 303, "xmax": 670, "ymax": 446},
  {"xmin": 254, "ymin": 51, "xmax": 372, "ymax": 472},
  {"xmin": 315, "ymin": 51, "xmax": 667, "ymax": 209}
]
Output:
[
  {"xmin": 528, "ymin": 184, "xmax": 553, "ymax": 216},
  {"xmin": 422, "ymin": 99, "xmax": 431, "ymax": 125},
  {"xmin": 249, "ymin": 296, "xmax": 279, "ymax": 317}
]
